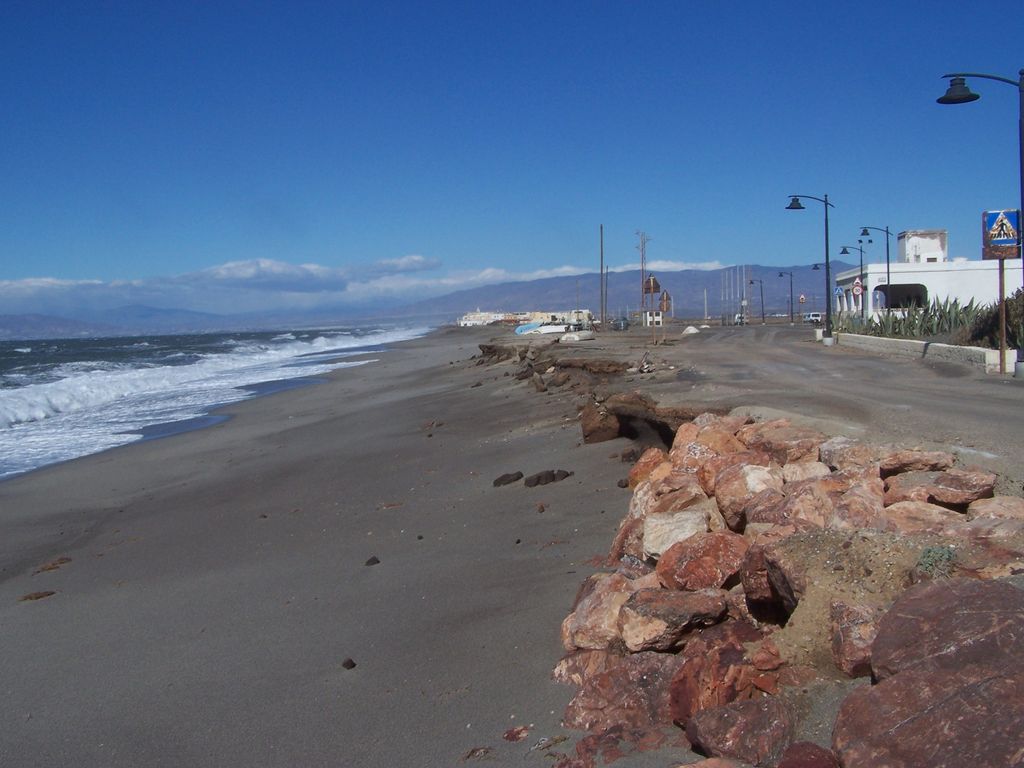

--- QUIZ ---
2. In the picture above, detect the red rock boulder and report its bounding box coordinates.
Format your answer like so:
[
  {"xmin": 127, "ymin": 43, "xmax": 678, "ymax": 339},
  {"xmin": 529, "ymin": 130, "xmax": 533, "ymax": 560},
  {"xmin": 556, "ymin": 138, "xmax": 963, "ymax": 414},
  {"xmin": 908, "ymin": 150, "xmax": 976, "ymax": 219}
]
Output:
[
  {"xmin": 735, "ymin": 418, "xmax": 791, "ymax": 446},
  {"xmin": 697, "ymin": 450, "xmax": 773, "ymax": 497},
  {"xmin": 966, "ymin": 494, "xmax": 1024, "ymax": 521},
  {"xmin": 832, "ymin": 664, "xmax": 1024, "ymax": 768},
  {"xmin": 742, "ymin": 488, "xmax": 788, "ymax": 526},
  {"xmin": 777, "ymin": 741, "xmax": 840, "ymax": 768},
  {"xmin": 773, "ymin": 483, "xmax": 833, "ymax": 528},
  {"xmin": 562, "ymin": 650, "xmax": 686, "ymax": 731},
  {"xmin": 670, "ymin": 439, "xmax": 720, "ymax": 472},
  {"xmin": 628, "ymin": 447, "xmax": 669, "ymax": 489},
  {"xmin": 561, "ymin": 572, "xmax": 658, "ymax": 651},
  {"xmin": 739, "ymin": 523, "xmax": 813, "ymax": 605},
  {"xmin": 696, "ymin": 425, "xmax": 746, "ymax": 455},
  {"xmin": 872, "ymin": 500, "xmax": 966, "ymax": 536},
  {"xmin": 870, "ymin": 577, "xmax": 1024, "ymax": 680},
  {"xmin": 878, "ymin": 448, "xmax": 955, "ymax": 476},
  {"xmin": 833, "ymin": 575, "xmax": 1024, "ymax": 768},
  {"xmin": 817, "ymin": 435, "xmax": 887, "ymax": 471},
  {"xmin": 618, "ymin": 587, "xmax": 729, "ymax": 652},
  {"xmin": 671, "ymin": 421, "xmax": 701, "ymax": 451},
  {"xmin": 668, "ymin": 620, "xmax": 767, "ymax": 723},
  {"xmin": 829, "ymin": 600, "xmax": 881, "ymax": 678},
  {"xmin": 693, "ymin": 412, "xmax": 749, "ymax": 433},
  {"xmin": 828, "ymin": 477, "xmax": 884, "ymax": 530},
  {"xmin": 656, "ymin": 532, "xmax": 750, "ymax": 591},
  {"xmin": 739, "ymin": 424, "xmax": 827, "ymax": 465},
  {"xmin": 553, "ymin": 649, "xmax": 618, "ymax": 688},
  {"xmin": 883, "ymin": 467, "xmax": 996, "ymax": 508},
  {"xmin": 685, "ymin": 697, "xmax": 796, "ymax": 767},
  {"xmin": 714, "ymin": 463, "xmax": 785, "ymax": 531}
]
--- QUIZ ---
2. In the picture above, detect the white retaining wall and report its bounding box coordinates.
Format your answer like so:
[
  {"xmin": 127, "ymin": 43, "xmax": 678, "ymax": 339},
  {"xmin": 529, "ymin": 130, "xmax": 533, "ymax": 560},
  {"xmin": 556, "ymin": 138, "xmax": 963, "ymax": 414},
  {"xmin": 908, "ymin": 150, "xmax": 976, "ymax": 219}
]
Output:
[{"xmin": 834, "ymin": 333, "xmax": 1017, "ymax": 374}]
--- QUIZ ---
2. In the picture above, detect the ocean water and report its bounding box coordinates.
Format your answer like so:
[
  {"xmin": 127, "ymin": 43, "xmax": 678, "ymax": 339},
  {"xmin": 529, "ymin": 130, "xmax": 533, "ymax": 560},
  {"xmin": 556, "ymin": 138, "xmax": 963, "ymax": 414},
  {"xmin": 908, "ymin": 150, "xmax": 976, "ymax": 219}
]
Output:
[{"xmin": 0, "ymin": 325, "xmax": 430, "ymax": 480}]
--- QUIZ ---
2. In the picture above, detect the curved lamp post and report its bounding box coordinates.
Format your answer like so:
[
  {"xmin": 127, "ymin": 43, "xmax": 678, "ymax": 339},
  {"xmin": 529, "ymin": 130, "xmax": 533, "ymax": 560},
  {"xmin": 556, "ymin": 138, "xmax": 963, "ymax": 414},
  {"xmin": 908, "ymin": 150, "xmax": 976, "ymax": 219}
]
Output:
[
  {"xmin": 787, "ymin": 195, "xmax": 834, "ymax": 338},
  {"xmin": 749, "ymin": 278, "xmax": 766, "ymax": 324},
  {"xmin": 778, "ymin": 271, "xmax": 794, "ymax": 323},
  {"xmin": 839, "ymin": 244, "xmax": 867, "ymax": 318},
  {"xmin": 860, "ymin": 226, "xmax": 892, "ymax": 311},
  {"xmin": 938, "ymin": 70, "xmax": 1024, "ymax": 372}
]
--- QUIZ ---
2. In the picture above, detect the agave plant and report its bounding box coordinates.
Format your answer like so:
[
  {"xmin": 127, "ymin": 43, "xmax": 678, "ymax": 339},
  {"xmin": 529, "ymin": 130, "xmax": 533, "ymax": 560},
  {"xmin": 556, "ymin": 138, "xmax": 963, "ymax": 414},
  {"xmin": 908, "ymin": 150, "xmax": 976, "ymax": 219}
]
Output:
[{"xmin": 839, "ymin": 297, "xmax": 997, "ymax": 342}]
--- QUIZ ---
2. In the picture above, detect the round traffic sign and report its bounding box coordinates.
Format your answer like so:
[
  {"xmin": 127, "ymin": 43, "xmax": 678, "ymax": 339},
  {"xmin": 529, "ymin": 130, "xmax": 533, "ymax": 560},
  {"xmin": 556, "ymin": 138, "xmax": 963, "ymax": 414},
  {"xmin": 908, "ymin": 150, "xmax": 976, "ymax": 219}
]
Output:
[{"xmin": 852, "ymin": 285, "xmax": 863, "ymax": 296}]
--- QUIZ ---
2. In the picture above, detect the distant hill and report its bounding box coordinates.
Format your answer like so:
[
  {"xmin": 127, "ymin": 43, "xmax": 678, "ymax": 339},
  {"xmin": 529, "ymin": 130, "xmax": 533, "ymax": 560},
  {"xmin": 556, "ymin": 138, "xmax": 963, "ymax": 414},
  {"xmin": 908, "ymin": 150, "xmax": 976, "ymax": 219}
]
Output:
[
  {"xmin": 87, "ymin": 305, "xmax": 232, "ymax": 333},
  {"xmin": 0, "ymin": 263, "xmax": 856, "ymax": 339},
  {"xmin": 0, "ymin": 314, "xmax": 123, "ymax": 340},
  {"xmin": 393, "ymin": 263, "xmax": 854, "ymax": 321}
]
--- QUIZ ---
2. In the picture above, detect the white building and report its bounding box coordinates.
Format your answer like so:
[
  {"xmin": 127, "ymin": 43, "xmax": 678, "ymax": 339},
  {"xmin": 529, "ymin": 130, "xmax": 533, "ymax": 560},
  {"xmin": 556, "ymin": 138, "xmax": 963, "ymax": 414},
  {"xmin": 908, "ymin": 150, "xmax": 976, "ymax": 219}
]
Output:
[
  {"xmin": 457, "ymin": 310, "xmax": 506, "ymax": 327},
  {"xmin": 641, "ymin": 309, "xmax": 664, "ymax": 327},
  {"xmin": 834, "ymin": 229, "xmax": 1022, "ymax": 315},
  {"xmin": 898, "ymin": 229, "xmax": 947, "ymax": 264}
]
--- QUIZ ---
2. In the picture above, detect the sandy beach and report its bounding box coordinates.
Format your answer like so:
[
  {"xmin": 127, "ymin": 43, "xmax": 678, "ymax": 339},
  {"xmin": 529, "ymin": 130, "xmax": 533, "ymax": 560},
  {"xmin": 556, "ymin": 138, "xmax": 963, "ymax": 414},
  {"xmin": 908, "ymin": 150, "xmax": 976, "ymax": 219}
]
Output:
[
  {"xmin": 5, "ymin": 321, "xmax": 1024, "ymax": 767},
  {"xmin": 0, "ymin": 326, "xmax": 644, "ymax": 767}
]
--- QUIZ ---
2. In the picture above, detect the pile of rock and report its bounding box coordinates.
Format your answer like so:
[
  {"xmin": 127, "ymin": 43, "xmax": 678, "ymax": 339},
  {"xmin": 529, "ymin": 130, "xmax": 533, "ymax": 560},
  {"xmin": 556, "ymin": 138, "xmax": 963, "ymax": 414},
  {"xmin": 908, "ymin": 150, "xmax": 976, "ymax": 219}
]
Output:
[{"xmin": 554, "ymin": 412, "xmax": 1024, "ymax": 767}]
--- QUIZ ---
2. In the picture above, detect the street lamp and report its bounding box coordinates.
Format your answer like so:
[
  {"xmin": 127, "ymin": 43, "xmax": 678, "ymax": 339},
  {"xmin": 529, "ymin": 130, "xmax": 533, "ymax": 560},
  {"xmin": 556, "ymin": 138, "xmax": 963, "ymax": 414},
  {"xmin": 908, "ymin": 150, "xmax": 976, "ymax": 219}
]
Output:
[
  {"xmin": 860, "ymin": 226, "xmax": 893, "ymax": 310},
  {"xmin": 787, "ymin": 194, "xmax": 834, "ymax": 339},
  {"xmin": 839, "ymin": 244, "xmax": 866, "ymax": 319},
  {"xmin": 778, "ymin": 271, "xmax": 794, "ymax": 323},
  {"xmin": 749, "ymin": 278, "xmax": 766, "ymax": 324},
  {"xmin": 938, "ymin": 69, "xmax": 1024, "ymax": 372}
]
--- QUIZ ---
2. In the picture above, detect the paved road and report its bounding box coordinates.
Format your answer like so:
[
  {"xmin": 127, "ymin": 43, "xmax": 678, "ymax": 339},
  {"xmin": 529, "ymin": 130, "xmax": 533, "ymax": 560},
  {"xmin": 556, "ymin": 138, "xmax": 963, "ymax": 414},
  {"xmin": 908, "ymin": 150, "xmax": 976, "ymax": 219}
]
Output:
[{"xmin": 625, "ymin": 324, "xmax": 1024, "ymax": 494}]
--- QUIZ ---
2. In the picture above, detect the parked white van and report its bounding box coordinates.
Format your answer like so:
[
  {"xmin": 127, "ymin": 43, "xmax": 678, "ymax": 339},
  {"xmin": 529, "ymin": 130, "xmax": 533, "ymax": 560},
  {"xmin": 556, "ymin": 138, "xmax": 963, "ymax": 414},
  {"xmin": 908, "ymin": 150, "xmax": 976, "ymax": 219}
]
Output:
[{"xmin": 802, "ymin": 312, "xmax": 822, "ymax": 324}]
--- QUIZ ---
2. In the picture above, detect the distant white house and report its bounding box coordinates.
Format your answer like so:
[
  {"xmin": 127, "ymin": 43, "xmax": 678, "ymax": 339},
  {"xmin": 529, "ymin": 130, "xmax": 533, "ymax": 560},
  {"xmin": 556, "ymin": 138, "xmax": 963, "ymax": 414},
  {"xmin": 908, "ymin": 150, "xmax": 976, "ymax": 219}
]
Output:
[
  {"xmin": 641, "ymin": 309, "xmax": 664, "ymax": 327},
  {"xmin": 833, "ymin": 229, "xmax": 1022, "ymax": 315}
]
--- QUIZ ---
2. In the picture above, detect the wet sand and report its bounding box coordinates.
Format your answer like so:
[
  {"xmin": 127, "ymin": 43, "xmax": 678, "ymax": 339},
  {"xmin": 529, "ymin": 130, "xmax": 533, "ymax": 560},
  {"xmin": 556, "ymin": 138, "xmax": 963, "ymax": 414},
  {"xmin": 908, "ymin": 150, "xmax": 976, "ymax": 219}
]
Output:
[{"xmin": 0, "ymin": 326, "xmax": 638, "ymax": 767}]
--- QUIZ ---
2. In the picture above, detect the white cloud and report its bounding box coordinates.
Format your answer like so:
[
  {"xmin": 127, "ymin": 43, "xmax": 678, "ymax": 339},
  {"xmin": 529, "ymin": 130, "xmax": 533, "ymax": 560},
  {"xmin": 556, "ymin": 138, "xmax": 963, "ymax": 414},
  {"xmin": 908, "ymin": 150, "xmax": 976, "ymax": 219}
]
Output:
[
  {"xmin": 374, "ymin": 254, "xmax": 441, "ymax": 273},
  {"xmin": 610, "ymin": 259, "xmax": 724, "ymax": 272},
  {"xmin": 336, "ymin": 263, "xmax": 594, "ymax": 301},
  {"xmin": 1, "ymin": 255, "xmax": 711, "ymax": 319},
  {"xmin": 192, "ymin": 259, "xmax": 349, "ymax": 291},
  {"xmin": 0, "ymin": 277, "xmax": 104, "ymax": 295}
]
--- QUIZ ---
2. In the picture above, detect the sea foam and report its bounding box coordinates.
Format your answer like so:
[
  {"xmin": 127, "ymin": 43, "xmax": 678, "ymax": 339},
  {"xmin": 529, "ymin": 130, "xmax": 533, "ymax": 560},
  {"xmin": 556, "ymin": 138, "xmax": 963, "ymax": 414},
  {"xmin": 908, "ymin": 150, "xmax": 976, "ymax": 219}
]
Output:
[{"xmin": 0, "ymin": 325, "xmax": 429, "ymax": 478}]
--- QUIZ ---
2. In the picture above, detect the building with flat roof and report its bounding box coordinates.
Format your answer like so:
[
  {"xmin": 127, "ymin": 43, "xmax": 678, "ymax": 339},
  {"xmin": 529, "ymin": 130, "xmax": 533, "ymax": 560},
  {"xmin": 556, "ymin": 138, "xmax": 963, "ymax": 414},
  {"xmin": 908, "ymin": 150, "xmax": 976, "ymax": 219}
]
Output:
[{"xmin": 833, "ymin": 229, "xmax": 1022, "ymax": 315}]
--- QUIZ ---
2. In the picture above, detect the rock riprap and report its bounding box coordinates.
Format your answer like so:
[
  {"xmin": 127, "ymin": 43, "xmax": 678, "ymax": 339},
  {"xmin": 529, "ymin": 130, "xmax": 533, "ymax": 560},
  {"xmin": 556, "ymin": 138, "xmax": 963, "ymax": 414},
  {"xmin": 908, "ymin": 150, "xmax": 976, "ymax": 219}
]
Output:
[{"xmin": 553, "ymin": 410, "xmax": 1024, "ymax": 767}]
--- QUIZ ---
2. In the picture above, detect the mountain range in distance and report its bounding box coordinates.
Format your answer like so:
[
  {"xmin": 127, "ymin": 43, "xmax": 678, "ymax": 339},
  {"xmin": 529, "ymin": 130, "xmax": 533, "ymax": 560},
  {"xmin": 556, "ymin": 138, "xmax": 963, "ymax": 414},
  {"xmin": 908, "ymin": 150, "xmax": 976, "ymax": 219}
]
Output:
[
  {"xmin": 0, "ymin": 263, "xmax": 852, "ymax": 339},
  {"xmin": 396, "ymin": 263, "xmax": 852, "ymax": 320}
]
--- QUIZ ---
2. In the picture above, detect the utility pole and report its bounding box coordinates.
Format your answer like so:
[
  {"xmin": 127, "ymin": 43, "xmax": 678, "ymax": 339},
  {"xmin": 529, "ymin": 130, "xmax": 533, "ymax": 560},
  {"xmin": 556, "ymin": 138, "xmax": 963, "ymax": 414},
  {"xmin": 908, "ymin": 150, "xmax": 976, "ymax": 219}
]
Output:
[
  {"xmin": 599, "ymin": 225, "xmax": 605, "ymax": 326},
  {"xmin": 636, "ymin": 231, "xmax": 651, "ymax": 311}
]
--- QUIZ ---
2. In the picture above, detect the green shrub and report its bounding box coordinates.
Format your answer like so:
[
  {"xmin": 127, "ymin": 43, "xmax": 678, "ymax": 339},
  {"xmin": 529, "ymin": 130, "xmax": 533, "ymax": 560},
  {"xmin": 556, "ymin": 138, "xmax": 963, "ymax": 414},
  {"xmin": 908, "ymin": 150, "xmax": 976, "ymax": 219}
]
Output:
[
  {"xmin": 838, "ymin": 297, "xmax": 991, "ymax": 342},
  {"xmin": 916, "ymin": 545, "xmax": 956, "ymax": 579},
  {"xmin": 961, "ymin": 289, "xmax": 1024, "ymax": 350}
]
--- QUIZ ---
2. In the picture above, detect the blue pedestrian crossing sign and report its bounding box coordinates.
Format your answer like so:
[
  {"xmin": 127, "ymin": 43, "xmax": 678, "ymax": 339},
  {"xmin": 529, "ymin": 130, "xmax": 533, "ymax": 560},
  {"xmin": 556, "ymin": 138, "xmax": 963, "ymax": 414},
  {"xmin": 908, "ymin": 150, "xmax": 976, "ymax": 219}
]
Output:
[
  {"xmin": 983, "ymin": 209, "xmax": 1020, "ymax": 260},
  {"xmin": 834, "ymin": 287, "xmax": 843, "ymax": 298},
  {"xmin": 987, "ymin": 210, "xmax": 1019, "ymax": 244}
]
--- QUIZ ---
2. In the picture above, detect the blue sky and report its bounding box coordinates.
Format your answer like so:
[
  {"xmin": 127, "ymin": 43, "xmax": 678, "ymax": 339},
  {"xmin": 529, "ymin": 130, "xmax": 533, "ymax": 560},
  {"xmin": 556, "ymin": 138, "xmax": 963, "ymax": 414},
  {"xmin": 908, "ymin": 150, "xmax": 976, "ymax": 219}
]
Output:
[{"xmin": 1, "ymin": 1, "xmax": 1022, "ymax": 315}]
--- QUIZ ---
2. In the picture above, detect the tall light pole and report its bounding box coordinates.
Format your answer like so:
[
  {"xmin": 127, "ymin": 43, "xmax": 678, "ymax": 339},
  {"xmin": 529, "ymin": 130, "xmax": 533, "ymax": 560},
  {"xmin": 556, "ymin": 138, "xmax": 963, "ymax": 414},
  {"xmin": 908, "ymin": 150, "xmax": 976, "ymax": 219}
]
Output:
[
  {"xmin": 787, "ymin": 194, "xmax": 835, "ymax": 339},
  {"xmin": 749, "ymin": 278, "xmax": 765, "ymax": 324},
  {"xmin": 839, "ymin": 244, "xmax": 866, "ymax": 319},
  {"xmin": 938, "ymin": 70, "xmax": 1023, "ymax": 372},
  {"xmin": 860, "ymin": 226, "xmax": 892, "ymax": 310},
  {"xmin": 778, "ymin": 271, "xmax": 794, "ymax": 323}
]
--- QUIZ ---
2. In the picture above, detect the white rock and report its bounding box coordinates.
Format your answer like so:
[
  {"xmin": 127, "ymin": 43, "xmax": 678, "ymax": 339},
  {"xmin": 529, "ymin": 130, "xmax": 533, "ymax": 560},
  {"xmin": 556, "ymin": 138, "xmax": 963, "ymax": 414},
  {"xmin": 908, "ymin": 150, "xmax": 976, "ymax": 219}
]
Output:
[
  {"xmin": 642, "ymin": 502, "xmax": 714, "ymax": 559},
  {"xmin": 783, "ymin": 461, "xmax": 832, "ymax": 484}
]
